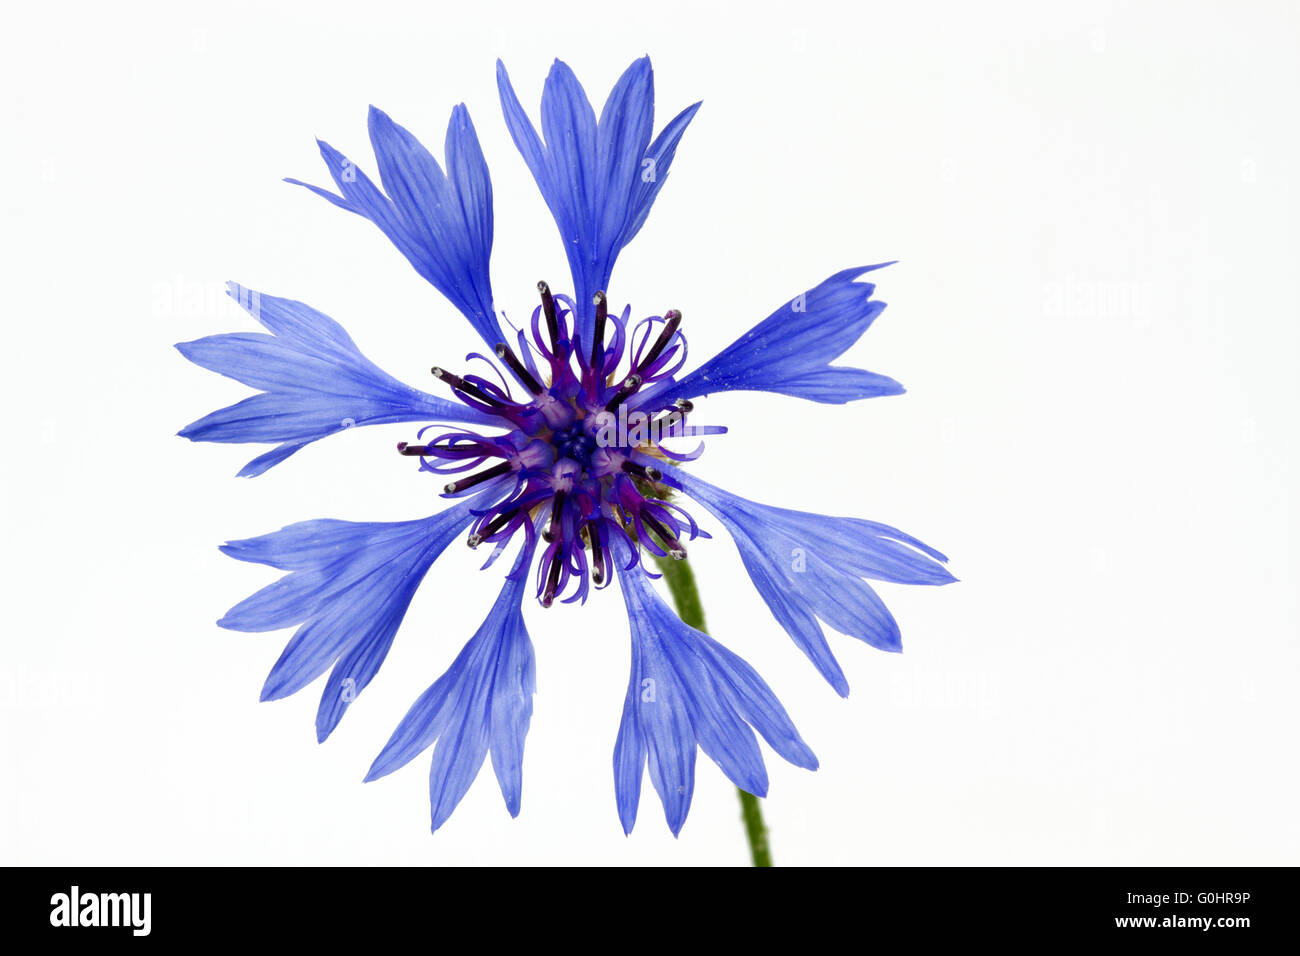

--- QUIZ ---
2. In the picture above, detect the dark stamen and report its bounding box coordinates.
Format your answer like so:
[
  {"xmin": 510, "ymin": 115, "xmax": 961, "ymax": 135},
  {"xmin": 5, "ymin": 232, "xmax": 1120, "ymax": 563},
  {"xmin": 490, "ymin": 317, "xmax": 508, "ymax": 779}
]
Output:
[
  {"xmin": 470, "ymin": 502, "xmax": 520, "ymax": 546},
  {"xmin": 426, "ymin": 441, "xmax": 495, "ymax": 460},
  {"xmin": 444, "ymin": 460, "xmax": 512, "ymax": 494},
  {"xmin": 431, "ymin": 366, "xmax": 505, "ymax": 408},
  {"xmin": 494, "ymin": 343, "xmax": 544, "ymax": 395},
  {"xmin": 604, "ymin": 373, "xmax": 643, "ymax": 412},
  {"xmin": 621, "ymin": 460, "xmax": 662, "ymax": 482},
  {"xmin": 396, "ymin": 442, "xmax": 428, "ymax": 456},
  {"xmin": 590, "ymin": 291, "xmax": 608, "ymax": 372},
  {"xmin": 642, "ymin": 511, "xmax": 686, "ymax": 560},
  {"xmin": 639, "ymin": 310, "xmax": 682, "ymax": 370},
  {"xmin": 538, "ymin": 280, "xmax": 560, "ymax": 352},
  {"xmin": 468, "ymin": 505, "xmax": 521, "ymax": 548},
  {"xmin": 590, "ymin": 528, "xmax": 606, "ymax": 585},
  {"xmin": 540, "ymin": 549, "xmax": 564, "ymax": 607},
  {"xmin": 548, "ymin": 490, "xmax": 566, "ymax": 543}
]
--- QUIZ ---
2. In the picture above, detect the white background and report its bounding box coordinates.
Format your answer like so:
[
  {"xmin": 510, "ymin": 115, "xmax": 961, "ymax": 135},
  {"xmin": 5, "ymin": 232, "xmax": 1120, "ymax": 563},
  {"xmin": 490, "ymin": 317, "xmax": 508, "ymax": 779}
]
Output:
[{"xmin": 2, "ymin": 0, "xmax": 1296, "ymax": 866}]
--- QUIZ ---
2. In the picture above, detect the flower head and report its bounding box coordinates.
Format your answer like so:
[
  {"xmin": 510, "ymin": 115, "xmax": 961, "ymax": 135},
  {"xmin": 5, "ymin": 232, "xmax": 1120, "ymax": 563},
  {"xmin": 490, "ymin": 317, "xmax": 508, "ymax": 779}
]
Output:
[{"xmin": 179, "ymin": 57, "xmax": 953, "ymax": 835}]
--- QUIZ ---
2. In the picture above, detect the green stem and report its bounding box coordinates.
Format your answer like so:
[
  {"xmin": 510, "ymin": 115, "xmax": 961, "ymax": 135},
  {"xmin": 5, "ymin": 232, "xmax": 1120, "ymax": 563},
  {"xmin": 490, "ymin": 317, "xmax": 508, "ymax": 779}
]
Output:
[{"xmin": 652, "ymin": 553, "xmax": 773, "ymax": 867}]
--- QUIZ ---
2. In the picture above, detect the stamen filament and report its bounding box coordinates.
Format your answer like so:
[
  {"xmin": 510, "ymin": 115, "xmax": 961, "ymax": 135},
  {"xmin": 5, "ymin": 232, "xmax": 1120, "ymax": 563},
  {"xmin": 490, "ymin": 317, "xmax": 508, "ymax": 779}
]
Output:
[
  {"xmin": 494, "ymin": 343, "xmax": 544, "ymax": 395},
  {"xmin": 590, "ymin": 290, "xmax": 608, "ymax": 372},
  {"xmin": 431, "ymin": 366, "xmax": 507, "ymax": 408},
  {"xmin": 538, "ymin": 280, "xmax": 560, "ymax": 353},
  {"xmin": 444, "ymin": 460, "xmax": 512, "ymax": 494},
  {"xmin": 540, "ymin": 550, "xmax": 563, "ymax": 607},
  {"xmin": 621, "ymin": 461, "xmax": 662, "ymax": 482},
  {"xmin": 639, "ymin": 309, "xmax": 682, "ymax": 370},
  {"xmin": 642, "ymin": 511, "xmax": 686, "ymax": 560},
  {"xmin": 469, "ymin": 504, "xmax": 521, "ymax": 548},
  {"xmin": 589, "ymin": 528, "xmax": 606, "ymax": 585},
  {"xmin": 548, "ymin": 490, "xmax": 567, "ymax": 542},
  {"xmin": 604, "ymin": 373, "xmax": 643, "ymax": 411}
]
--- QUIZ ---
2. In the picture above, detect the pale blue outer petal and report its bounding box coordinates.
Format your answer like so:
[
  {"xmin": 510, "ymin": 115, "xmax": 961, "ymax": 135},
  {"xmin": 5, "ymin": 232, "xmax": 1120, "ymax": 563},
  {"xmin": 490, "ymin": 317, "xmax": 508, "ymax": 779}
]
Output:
[
  {"xmin": 365, "ymin": 560, "xmax": 537, "ymax": 832},
  {"xmin": 497, "ymin": 57, "xmax": 701, "ymax": 345},
  {"xmin": 218, "ymin": 499, "xmax": 481, "ymax": 741},
  {"xmin": 635, "ymin": 265, "xmax": 903, "ymax": 409},
  {"xmin": 658, "ymin": 462, "xmax": 955, "ymax": 696},
  {"xmin": 286, "ymin": 105, "xmax": 501, "ymax": 347},
  {"xmin": 177, "ymin": 283, "xmax": 494, "ymax": 476},
  {"xmin": 613, "ymin": 539, "xmax": 817, "ymax": 836}
]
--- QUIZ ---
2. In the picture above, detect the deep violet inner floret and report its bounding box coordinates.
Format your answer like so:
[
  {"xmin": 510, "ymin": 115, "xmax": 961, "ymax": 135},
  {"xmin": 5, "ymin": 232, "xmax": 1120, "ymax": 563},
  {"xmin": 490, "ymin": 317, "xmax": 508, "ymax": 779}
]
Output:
[{"xmin": 402, "ymin": 281, "xmax": 703, "ymax": 608}]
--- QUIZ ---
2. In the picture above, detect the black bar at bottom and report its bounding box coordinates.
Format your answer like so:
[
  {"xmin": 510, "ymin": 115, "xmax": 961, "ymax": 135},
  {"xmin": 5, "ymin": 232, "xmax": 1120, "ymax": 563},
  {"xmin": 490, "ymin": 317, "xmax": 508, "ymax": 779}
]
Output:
[{"xmin": 3, "ymin": 866, "xmax": 1288, "ymax": 942}]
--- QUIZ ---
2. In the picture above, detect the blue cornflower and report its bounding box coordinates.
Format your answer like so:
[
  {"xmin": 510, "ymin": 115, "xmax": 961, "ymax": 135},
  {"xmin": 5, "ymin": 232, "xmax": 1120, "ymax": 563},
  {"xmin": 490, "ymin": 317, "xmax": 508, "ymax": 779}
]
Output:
[{"xmin": 178, "ymin": 57, "xmax": 954, "ymax": 836}]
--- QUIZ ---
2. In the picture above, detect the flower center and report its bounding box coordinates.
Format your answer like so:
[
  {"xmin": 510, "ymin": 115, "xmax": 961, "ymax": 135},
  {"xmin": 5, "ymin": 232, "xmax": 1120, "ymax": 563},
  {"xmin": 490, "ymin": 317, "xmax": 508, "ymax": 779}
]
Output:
[
  {"xmin": 398, "ymin": 282, "xmax": 706, "ymax": 607},
  {"xmin": 553, "ymin": 422, "xmax": 597, "ymax": 467}
]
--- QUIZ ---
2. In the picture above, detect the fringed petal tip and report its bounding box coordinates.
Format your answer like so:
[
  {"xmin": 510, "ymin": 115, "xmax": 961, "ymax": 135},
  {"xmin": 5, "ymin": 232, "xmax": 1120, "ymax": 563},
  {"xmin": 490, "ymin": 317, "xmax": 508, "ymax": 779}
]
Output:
[
  {"xmin": 364, "ymin": 561, "xmax": 537, "ymax": 830},
  {"xmin": 287, "ymin": 107, "xmax": 501, "ymax": 347},
  {"xmin": 611, "ymin": 540, "xmax": 818, "ymax": 834},
  {"xmin": 216, "ymin": 506, "xmax": 479, "ymax": 742},
  {"xmin": 639, "ymin": 265, "xmax": 904, "ymax": 408},
  {"xmin": 175, "ymin": 286, "xmax": 487, "ymax": 476},
  {"xmin": 497, "ymin": 56, "xmax": 699, "ymax": 346},
  {"xmin": 657, "ymin": 461, "xmax": 953, "ymax": 694}
]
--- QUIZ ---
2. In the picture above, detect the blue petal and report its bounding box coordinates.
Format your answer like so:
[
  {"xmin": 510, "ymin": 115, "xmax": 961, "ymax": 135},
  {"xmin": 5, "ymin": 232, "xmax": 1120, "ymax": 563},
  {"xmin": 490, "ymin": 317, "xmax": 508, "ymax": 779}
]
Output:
[
  {"xmin": 177, "ymin": 284, "xmax": 493, "ymax": 476},
  {"xmin": 624, "ymin": 100, "xmax": 701, "ymax": 246},
  {"xmin": 236, "ymin": 441, "xmax": 310, "ymax": 478},
  {"xmin": 613, "ymin": 539, "xmax": 816, "ymax": 835},
  {"xmin": 497, "ymin": 57, "xmax": 701, "ymax": 345},
  {"xmin": 286, "ymin": 105, "xmax": 500, "ymax": 347},
  {"xmin": 635, "ymin": 265, "xmax": 904, "ymax": 408},
  {"xmin": 612, "ymin": 638, "xmax": 648, "ymax": 835},
  {"xmin": 659, "ymin": 463, "xmax": 955, "ymax": 696},
  {"xmin": 593, "ymin": 58, "xmax": 654, "ymax": 286},
  {"xmin": 365, "ymin": 562, "xmax": 536, "ymax": 832},
  {"xmin": 217, "ymin": 500, "xmax": 479, "ymax": 740}
]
